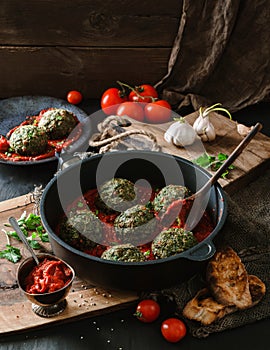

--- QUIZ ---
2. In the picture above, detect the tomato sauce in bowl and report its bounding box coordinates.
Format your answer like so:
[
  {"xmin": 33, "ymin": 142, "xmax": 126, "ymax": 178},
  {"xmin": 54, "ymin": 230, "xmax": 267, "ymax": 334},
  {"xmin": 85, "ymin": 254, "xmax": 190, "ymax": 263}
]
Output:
[
  {"xmin": 17, "ymin": 253, "xmax": 75, "ymax": 317},
  {"xmin": 24, "ymin": 257, "xmax": 73, "ymax": 294}
]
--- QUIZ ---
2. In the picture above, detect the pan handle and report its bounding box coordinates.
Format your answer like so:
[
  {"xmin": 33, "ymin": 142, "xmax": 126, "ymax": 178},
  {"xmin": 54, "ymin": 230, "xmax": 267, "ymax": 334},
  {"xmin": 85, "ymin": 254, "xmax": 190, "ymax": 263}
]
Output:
[{"xmin": 186, "ymin": 241, "xmax": 216, "ymax": 261}]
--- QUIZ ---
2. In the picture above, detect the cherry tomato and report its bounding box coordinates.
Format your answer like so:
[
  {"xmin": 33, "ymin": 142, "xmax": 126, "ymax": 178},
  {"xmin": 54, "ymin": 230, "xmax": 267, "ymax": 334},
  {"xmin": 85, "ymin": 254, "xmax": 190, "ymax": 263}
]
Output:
[
  {"xmin": 144, "ymin": 99, "xmax": 172, "ymax": 124},
  {"xmin": 0, "ymin": 135, "xmax": 9, "ymax": 152},
  {"xmin": 116, "ymin": 101, "xmax": 144, "ymax": 122},
  {"xmin": 134, "ymin": 299, "xmax": 160, "ymax": 323},
  {"xmin": 67, "ymin": 90, "xmax": 83, "ymax": 105},
  {"xmin": 129, "ymin": 84, "xmax": 158, "ymax": 103},
  {"xmin": 161, "ymin": 318, "xmax": 187, "ymax": 343},
  {"xmin": 101, "ymin": 88, "xmax": 128, "ymax": 115}
]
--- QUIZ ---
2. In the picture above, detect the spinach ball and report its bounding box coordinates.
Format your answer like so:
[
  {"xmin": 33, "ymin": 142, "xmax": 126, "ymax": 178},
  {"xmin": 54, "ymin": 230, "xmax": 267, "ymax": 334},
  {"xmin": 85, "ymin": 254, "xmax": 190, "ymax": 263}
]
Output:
[
  {"xmin": 95, "ymin": 178, "xmax": 136, "ymax": 214},
  {"xmin": 59, "ymin": 209, "xmax": 104, "ymax": 249},
  {"xmin": 38, "ymin": 108, "xmax": 77, "ymax": 139},
  {"xmin": 151, "ymin": 227, "xmax": 197, "ymax": 259},
  {"xmin": 153, "ymin": 184, "xmax": 189, "ymax": 218},
  {"xmin": 101, "ymin": 244, "xmax": 146, "ymax": 262},
  {"xmin": 9, "ymin": 125, "xmax": 48, "ymax": 156},
  {"xmin": 114, "ymin": 204, "xmax": 156, "ymax": 245}
]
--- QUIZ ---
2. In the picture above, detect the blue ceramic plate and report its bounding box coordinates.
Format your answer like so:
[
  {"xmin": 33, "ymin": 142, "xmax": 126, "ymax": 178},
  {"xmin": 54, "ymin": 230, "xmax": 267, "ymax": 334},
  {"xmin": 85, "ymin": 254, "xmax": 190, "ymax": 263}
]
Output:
[{"xmin": 0, "ymin": 96, "xmax": 91, "ymax": 165}]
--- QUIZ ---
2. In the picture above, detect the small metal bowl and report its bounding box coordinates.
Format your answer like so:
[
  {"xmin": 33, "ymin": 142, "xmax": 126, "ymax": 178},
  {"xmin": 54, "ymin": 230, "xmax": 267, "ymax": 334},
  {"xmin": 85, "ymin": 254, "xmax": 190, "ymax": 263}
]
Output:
[{"xmin": 16, "ymin": 253, "xmax": 75, "ymax": 318}]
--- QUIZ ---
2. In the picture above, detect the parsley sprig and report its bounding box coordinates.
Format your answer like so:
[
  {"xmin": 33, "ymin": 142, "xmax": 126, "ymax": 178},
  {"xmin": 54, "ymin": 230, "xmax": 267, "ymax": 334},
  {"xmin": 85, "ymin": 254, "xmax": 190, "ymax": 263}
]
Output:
[
  {"xmin": 193, "ymin": 152, "xmax": 235, "ymax": 179},
  {"xmin": 0, "ymin": 211, "xmax": 49, "ymax": 263},
  {"xmin": 0, "ymin": 245, "xmax": 21, "ymax": 263}
]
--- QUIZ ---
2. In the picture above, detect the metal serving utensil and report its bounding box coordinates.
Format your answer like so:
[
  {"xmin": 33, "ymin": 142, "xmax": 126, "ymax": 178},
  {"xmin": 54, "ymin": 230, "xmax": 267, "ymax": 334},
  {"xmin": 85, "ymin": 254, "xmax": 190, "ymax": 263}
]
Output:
[{"xmin": 9, "ymin": 216, "xmax": 39, "ymax": 265}]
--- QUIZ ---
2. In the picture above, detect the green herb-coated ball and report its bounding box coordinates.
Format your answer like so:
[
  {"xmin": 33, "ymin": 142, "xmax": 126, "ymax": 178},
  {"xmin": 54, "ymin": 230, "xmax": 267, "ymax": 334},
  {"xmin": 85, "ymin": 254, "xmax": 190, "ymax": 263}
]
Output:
[
  {"xmin": 101, "ymin": 244, "xmax": 146, "ymax": 262},
  {"xmin": 153, "ymin": 185, "xmax": 189, "ymax": 216},
  {"xmin": 114, "ymin": 204, "xmax": 156, "ymax": 245},
  {"xmin": 9, "ymin": 125, "xmax": 48, "ymax": 156},
  {"xmin": 95, "ymin": 178, "xmax": 136, "ymax": 214},
  {"xmin": 38, "ymin": 108, "xmax": 77, "ymax": 139},
  {"xmin": 151, "ymin": 227, "xmax": 197, "ymax": 259},
  {"xmin": 59, "ymin": 209, "xmax": 104, "ymax": 249}
]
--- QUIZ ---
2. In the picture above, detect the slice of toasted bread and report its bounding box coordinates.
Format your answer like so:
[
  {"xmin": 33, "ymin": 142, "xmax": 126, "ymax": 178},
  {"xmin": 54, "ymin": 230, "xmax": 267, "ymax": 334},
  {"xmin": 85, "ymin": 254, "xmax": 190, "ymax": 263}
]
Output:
[
  {"xmin": 248, "ymin": 274, "xmax": 266, "ymax": 306},
  {"xmin": 182, "ymin": 275, "xmax": 266, "ymax": 325},
  {"xmin": 206, "ymin": 246, "xmax": 252, "ymax": 309},
  {"xmin": 182, "ymin": 249, "xmax": 266, "ymax": 325},
  {"xmin": 182, "ymin": 288, "xmax": 236, "ymax": 325}
]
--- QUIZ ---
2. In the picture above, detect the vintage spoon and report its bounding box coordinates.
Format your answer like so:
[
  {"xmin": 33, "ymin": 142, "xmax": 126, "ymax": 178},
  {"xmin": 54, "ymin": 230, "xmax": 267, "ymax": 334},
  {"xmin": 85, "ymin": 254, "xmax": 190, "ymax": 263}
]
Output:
[
  {"xmin": 9, "ymin": 216, "xmax": 39, "ymax": 265},
  {"xmin": 183, "ymin": 122, "xmax": 262, "ymax": 230},
  {"xmin": 188, "ymin": 122, "xmax": 262, "ymax": 201}
]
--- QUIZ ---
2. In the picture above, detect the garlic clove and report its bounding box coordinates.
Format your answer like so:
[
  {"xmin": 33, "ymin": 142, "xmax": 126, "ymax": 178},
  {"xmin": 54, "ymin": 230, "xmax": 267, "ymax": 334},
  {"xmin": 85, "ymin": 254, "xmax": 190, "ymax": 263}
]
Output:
[{"xmin": 236, "ymin": 123, "xmax": 253, "ymax": 137}]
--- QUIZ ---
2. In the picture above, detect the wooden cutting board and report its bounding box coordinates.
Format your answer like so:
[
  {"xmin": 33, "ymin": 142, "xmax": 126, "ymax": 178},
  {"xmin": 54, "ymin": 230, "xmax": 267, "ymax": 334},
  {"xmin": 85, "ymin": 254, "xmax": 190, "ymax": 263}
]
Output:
[
  {"xmin": 1, "ymin": 112, "xmax": 270, "ymax": 335},
  {"xmin": 112, "ymin": 112, "xmax": 270, "ymax": 194},
  {"xmin": 0, "ymin": 195, "xmax": 138, "ymax": 336}
]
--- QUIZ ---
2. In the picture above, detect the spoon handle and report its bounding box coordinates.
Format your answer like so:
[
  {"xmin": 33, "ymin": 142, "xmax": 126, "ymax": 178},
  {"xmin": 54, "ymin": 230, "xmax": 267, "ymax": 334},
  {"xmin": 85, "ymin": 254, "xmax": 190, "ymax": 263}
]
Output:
[
  {"xmin": 9, "ymin": 216, "xmax": 39, "ymax": 265},
  {"xmin": 191, "ymin": 122, "xmax": 262, "ymax": 199},
  {"xmin": 209, "ymin": 122, "xmax": 262, "ymax": 186}
]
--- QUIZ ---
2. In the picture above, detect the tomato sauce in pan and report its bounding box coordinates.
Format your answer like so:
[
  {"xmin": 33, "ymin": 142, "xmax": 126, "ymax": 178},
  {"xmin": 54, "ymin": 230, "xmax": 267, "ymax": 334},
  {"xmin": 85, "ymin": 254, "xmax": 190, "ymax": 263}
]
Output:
[{"xmin": 61, "ymin": 187, "xmax": 215, "ymax": 261}]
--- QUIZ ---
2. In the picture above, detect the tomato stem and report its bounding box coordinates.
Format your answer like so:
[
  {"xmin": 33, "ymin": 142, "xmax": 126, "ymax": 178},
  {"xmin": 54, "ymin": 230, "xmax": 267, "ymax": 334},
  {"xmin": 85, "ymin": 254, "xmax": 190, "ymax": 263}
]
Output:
[
  {"xmin": 117, "ymin": 81, "xmax": 156, "ymax": 102},
  {"xmin": 133, "ymin": 311, "xmax": 143, "ymax": 318}
]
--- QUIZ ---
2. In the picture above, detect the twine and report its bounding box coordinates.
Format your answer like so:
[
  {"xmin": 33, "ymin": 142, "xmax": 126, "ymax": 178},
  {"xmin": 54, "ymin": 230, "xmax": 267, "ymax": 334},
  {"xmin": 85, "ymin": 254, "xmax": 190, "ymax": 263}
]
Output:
[{"xmin": 89, "ymin": 116, "xmax": 161, "ymax": 153}]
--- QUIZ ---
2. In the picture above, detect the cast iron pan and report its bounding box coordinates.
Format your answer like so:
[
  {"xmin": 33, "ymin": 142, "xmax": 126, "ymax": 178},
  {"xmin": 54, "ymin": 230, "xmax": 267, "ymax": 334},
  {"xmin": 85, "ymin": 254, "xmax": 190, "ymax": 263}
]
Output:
[{"xmin": 40, "ymin": 150, "xmax": 227, "ymax": 291}]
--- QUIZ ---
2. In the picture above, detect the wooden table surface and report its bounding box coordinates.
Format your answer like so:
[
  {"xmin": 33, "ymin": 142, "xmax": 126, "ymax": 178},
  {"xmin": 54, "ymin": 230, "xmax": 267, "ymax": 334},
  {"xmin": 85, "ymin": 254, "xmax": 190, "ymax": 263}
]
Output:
[{"xmin": 1, "ymin": 100, "xmax": 270, "ymax": 350}]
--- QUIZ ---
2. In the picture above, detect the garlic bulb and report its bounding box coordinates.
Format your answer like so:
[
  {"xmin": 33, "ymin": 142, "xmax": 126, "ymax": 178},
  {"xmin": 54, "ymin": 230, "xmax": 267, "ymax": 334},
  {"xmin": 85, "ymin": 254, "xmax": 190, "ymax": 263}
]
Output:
[
  {"xmin": 193, "ymin": 114, "xmax": 216, "ymax": 142},
  {"xmin": 164, "ymin": 117, "xmax": 197, "ymax": 147},
  {"xmin": 193, "ymin": 103, "xmax": 232, "ymax": 142}
]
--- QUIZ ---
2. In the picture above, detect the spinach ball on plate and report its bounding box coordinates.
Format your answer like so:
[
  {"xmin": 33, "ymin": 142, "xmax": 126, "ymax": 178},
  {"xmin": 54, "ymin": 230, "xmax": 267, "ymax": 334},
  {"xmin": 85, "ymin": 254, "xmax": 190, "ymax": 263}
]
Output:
[
  {"xmin": 59, "ymin": 209, "xmax": 104, "ymax": 249},
  {"xmin": 114, "ymin": 204, "xmax": 156, "ymax": 245},
  {"xmin": 9, "ymin": 124, "xmax": 48, "ymax": 156},
  {"xmin": 151, "ymin": 227, "xmax": 197, "ymax": 259},
  {"xmin": 95, "ymin": 178, "xmax": 136, "ymax": 214},
  {"xmin": 101, "ymin": 244, "xmax": 146, "ymax": 262},
  {"xmin": 38, "ymin": 108, "xmax": 77, "ymax": 139}
]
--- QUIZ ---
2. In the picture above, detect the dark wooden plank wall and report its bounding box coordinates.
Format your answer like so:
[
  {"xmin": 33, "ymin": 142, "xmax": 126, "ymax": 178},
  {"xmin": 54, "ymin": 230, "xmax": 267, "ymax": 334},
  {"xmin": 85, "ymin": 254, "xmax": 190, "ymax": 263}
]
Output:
[{"xmin": 0, "ymin": 0, "xmax": 182, "ymax": 100}]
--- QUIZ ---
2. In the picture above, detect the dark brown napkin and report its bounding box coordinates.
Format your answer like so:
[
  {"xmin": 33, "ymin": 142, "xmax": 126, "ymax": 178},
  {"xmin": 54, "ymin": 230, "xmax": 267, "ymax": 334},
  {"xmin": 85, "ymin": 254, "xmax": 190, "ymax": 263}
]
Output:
[{"xmin": 157, "ymin": 195, "xmax": 270, "ymax": 338}]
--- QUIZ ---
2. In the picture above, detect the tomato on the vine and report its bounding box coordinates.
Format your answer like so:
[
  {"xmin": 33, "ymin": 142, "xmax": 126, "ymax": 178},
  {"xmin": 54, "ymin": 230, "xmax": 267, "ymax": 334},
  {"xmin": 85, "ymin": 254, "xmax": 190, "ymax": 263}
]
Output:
[
  {"xmin": 129, "ymin": 84, "xmax": 158, "ymax": 103},
  {"xmin": 0, "ymin": 135, "xmax": 9, "ymax": 152},
  {"xmin": 67, "ymin": 90, "xmax": 83, "ymax": 105},
  {"xmin": 101, "ymin": 88, "xmax": 128, "ymax": 115},
  {"xmin": 161, "ymin": 318, "xmax": 187, "ymax": 343},
  {"xmin": 116, "ymin": 101, "xmax": 144, "ymax": 122},
  {"xmin": 144, "ymin": 99, "xmax": 172, "ymax": 124},
  {"xmin": 134, "ymin": 299, "xmax": 160, "ymax": 323}
]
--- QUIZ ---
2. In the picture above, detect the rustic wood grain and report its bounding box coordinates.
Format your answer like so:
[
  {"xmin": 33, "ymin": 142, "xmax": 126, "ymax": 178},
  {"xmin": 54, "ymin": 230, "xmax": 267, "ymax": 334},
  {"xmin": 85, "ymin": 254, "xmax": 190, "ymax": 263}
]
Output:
[
  {"xmin": 0, "ymin": 1, "xmax": 182, "ymax": 99},
  {"xmin": 0, "ymin": 0, "xmax": 181, "ymax": 47},
  {"xmin": 0, "ymin": 46, "xmax": 170, "ymax": 99},
  {"xmin": 0, "ymin": 283, "xmax": 138, "ymax": 335},
  {"xmin": 120, "ymin": 112, "xmax": 270, "ymax": 193},
  {"xmin": 0, "ymin": 198, "xmax": 138, "ymax": 335}
]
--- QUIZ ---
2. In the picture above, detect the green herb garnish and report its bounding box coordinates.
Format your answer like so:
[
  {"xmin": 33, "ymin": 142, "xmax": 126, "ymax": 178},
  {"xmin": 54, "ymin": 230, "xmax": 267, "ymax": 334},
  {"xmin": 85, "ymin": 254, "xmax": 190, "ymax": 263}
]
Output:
[
  {"xmin": 1, "ymin": 211, "xmax": 49, "ymax": 263},
  {"xmin": 0, "ymin": 244, "xmax": 21, "ymax": 263},
  {"xmin": 193, "ymin": 152, "xmax": 235, "ymax": 179}
]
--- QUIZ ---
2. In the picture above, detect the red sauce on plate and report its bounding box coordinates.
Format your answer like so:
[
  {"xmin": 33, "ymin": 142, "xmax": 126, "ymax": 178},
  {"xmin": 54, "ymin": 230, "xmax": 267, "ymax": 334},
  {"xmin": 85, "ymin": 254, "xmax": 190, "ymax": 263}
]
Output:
[
  {"xmin": 0, "ymin": 109, "xmax": 81, "ymax": 162},
  {"xmin": 24, "ymin": 258, "xmax": 73, "ymax": 294}
]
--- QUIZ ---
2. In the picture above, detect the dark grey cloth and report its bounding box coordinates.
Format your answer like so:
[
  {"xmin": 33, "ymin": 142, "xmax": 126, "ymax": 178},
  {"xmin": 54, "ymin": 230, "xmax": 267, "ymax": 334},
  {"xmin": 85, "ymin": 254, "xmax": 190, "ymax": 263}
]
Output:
[
  {"xmin": 155, "ymin": 0, "xmax": 270, "ymax": 113},
  {"xmin": 144, "ymin": 169, "xmax": 270, "ymax": 338}
]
